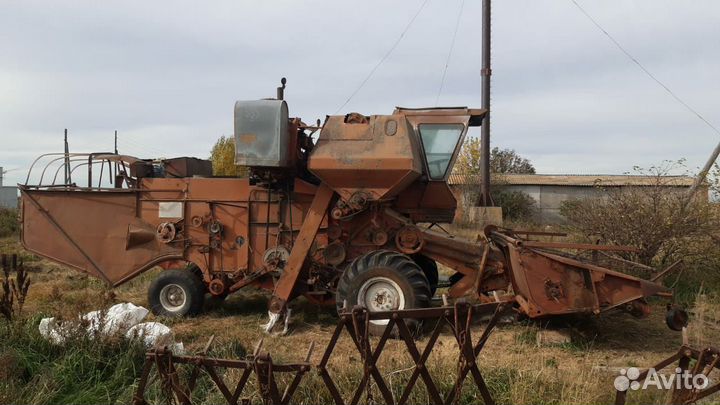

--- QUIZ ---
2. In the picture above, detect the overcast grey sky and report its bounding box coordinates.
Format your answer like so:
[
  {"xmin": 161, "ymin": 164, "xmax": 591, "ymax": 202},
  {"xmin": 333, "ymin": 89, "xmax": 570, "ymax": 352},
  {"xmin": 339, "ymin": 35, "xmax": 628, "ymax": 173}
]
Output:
[{"xmin": 1, "ymin": 0, "xmax": 718, "ymax": 185}]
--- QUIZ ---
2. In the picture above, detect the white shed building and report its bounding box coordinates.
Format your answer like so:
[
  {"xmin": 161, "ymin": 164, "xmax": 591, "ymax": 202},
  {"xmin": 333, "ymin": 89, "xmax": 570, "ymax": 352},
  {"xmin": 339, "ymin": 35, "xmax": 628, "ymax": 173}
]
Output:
[
  {"xmin": 0, "ymin": 167, "xmax": 19, "ymax": 209},
  {"xmin": 449, "ymin": 174, "xmax": 697, "ymax": 224}
]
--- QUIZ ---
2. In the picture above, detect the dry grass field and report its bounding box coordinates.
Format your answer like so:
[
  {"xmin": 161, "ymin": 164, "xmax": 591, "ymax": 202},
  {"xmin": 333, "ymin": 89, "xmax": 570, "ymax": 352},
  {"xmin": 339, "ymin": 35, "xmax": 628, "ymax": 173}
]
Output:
[{"xmin": 1, "ymin": 236, "xmax": 719, "ymax": 405}]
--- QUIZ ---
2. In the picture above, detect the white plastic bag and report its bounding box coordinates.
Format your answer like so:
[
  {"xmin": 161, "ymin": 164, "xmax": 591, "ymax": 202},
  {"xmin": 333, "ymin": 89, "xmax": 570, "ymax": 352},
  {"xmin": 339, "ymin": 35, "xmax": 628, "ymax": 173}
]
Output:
[
  {"xmin": 126, "ymin": 322, "xmax": 184, "ymax": 354},
  {"xmin": 38, "ymin": 317, "xmax": 66, "ymax": 344},
  {"xmin": 84, "ymin": 303, "xmax": 149, "ymax": 336},
  {"xmin": 38, "ymin": 302, "xmax": 149, "ymax": 344},
  {"xmin": 125, "ymin": 322, "xmax": 173, "ymax": 346}
]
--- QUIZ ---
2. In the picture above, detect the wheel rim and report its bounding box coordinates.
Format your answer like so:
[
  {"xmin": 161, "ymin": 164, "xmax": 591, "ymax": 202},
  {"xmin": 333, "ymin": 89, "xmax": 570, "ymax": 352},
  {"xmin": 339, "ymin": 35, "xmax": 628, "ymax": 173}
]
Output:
[
  {"xmin": 159, "ymin": 283, "xmax": 187, "ymax": 312},
  {"xmin": 357, "ymin": 276, "xmax": 405, "ymax": 325}
]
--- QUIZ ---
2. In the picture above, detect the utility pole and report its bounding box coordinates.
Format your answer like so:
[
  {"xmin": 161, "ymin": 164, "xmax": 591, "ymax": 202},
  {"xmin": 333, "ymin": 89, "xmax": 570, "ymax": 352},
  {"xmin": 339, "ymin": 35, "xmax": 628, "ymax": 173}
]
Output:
[
  {"xmin": 113, "ymin": 130, "xmax": 121, "ymax": 184},
  {"xmin": 478, "ymin": 0, "xmax": 493, "ymax": 206},
  {"xmin": 683, "ymin": 139, "xmax": 720, "ymax": 209}
]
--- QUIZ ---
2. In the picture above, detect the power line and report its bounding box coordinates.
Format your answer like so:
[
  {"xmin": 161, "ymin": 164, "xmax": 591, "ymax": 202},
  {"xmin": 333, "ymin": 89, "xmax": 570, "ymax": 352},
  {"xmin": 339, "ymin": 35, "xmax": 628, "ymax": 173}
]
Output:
[
  {"xmin": 116, "ymin": 142, "xmax": 146, "ymax": 157},
  {"xmin": 118, "ymin": 140, "xmax": 163, "ymax": 159},
  {"xmin": 334, "ymin": 0, "xmax": 431, "ymax": 114},
  {"xmin": 1, "ymin": 167, "xmax": 24, "ymax": 173},
  {"xmin": 435, "ymin": 0, "xmax": 466, "ymax": 106},
  {"xmin": 570, "ymin": 0, "xmax": 720, "ymax": 137}
]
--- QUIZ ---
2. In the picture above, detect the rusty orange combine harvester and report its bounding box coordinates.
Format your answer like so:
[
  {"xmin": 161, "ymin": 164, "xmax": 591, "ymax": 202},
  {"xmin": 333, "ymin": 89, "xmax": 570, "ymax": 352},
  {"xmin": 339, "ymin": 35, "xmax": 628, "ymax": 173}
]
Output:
[{"xmin": 19, "ymin": 80, "xmax": 685, "ymax": 334}]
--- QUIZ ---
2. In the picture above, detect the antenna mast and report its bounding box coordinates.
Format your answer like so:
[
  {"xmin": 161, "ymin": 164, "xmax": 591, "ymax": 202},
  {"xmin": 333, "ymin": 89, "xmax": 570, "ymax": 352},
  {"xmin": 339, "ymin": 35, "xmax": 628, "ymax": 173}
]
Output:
[{"xmin": 64, "ymin": 128, "xmax": 71, "ymax": 185}]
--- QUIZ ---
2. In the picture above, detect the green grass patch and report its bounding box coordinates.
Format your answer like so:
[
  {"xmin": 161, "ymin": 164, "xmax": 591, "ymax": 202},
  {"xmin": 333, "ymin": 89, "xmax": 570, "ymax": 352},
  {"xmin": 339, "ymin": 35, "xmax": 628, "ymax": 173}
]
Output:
[{"xmin": 0, "ymin": 315, "xmax": 146, "ymax": 405}]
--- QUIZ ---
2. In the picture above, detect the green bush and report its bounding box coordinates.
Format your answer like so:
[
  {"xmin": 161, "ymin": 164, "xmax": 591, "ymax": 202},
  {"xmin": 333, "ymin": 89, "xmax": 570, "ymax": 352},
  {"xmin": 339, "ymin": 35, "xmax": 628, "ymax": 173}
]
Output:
[
  {"xmin": 455, "ymin": 186, "xmax": 537, "ymax": 226},
  {"xmin": 559, "ymin": 162, "xmax": 720, "ymax": 302},
  {"xmin": 492, "ymin": 189, "xmax": 537, "ymax": 222},
  {"xmin": 0, "ymin": 208, "xmax": 19, "ymax": 237}
]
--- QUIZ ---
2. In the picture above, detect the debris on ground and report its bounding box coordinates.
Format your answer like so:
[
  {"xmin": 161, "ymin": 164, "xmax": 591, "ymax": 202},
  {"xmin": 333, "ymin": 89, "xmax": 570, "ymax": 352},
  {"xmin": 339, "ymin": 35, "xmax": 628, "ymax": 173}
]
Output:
[
  {"xmin": 38, "ymin": 302, "xmax": 182, "ymax": 352},
  {"xmin": 83, "ymin": 302, "xmax": 149, "ymax": 336},
  {"xmin": 126, "ymin": 321, "xmax": 184, "ymax": 354}
]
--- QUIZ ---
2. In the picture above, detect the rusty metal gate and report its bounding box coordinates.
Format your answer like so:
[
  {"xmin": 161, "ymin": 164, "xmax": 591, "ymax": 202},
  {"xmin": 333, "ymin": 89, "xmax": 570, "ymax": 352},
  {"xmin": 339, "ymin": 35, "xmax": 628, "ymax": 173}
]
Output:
[
  {"xmin": 132, "ymin": 301, "xmax": 510, "ymax": 405},
  {"xmin": 132, "ymin": 338, "xmax": 312, "ymax": 405}
]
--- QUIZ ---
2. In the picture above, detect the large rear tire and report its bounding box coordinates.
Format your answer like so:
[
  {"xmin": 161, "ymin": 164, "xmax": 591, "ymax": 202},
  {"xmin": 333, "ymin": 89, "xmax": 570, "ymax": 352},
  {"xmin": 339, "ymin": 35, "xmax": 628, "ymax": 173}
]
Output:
[
  {"xmin": 336, "ymin": 250, "xmax": 431, "ymax": 336},
  {"xmin": 412, "ymin": 254, "xmax": 439, "ymax": 297},
  {"xmin": 148, "ymin": 269, "xmax": 205, "ymax": 317}
]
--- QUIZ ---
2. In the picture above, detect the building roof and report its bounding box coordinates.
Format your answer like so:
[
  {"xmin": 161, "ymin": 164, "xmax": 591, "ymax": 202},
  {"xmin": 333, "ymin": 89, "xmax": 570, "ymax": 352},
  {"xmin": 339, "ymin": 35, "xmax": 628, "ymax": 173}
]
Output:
[{"xmin": 448, "ymin": 173, "xmax": 697, "ymax": 187}]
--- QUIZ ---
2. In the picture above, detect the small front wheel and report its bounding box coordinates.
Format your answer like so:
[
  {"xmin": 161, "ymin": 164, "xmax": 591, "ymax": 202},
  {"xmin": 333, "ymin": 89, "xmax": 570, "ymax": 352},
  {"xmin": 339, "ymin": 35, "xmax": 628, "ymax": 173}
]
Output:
[{"xmin": 148, "ymin": 269, "xmax": 205, "ymax": 317}]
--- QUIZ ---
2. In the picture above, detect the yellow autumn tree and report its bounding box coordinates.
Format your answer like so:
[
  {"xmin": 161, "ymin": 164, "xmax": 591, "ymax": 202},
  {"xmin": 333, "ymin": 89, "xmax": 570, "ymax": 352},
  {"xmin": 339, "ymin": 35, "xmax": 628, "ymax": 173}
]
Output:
[
  {"xmin": 454, "ymin": 137, "xmax": 483, "ymax": 176},
  {"xmin": 454, "ymin": 137, "xmax": 536, "ymax": 176},
  {"xmin": 210, "ymin": 136, "xmax": 248, "ymax": 177},
  {"xmin": 453, "ymin": 137, "xmax": 537, "ymax": 222}
]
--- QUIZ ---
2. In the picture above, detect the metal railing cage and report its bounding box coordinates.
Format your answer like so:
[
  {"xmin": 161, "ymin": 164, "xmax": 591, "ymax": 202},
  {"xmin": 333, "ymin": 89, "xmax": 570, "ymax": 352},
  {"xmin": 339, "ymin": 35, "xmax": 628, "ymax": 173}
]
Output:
[{"xmin": 23, "ymin": 152, "xmax": 142, "ymax": 190}]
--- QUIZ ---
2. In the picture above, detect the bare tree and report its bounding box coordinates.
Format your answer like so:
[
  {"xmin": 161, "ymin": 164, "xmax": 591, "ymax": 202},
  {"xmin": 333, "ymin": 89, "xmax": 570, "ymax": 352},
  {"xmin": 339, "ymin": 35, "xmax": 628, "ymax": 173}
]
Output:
[{"xmin": 560, "ymin": 161, "xmax": 719, "ymax": 267}]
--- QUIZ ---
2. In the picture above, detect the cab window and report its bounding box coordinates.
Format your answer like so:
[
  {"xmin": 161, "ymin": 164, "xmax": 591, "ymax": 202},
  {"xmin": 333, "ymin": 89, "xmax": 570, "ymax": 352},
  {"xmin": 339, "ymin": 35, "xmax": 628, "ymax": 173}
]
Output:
[{"xmin": 418, "ymin": 124, "xmax": 464, "ymax": 179}]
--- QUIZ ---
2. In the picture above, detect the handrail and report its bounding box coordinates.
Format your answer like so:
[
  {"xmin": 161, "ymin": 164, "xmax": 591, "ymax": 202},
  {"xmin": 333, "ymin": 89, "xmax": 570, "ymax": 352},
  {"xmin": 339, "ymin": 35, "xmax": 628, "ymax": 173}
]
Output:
[
  {"xmin": 50, "ymin": 157, "xmax": 91, "ymax": 185},
  {"xmin": 25, "ymin": 153, "xmax": 89, "ymax": 185},
  {"xmin": 25, "ymin": 152, "xmax": 141, "ymax": 190}
]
